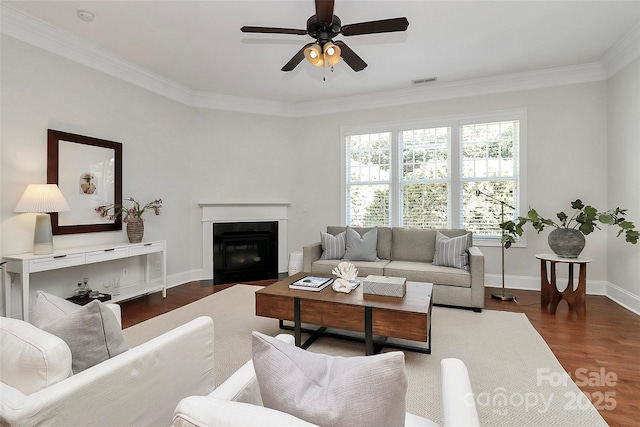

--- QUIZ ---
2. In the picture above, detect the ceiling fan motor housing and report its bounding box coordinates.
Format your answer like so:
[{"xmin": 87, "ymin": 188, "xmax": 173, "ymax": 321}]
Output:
[{"xmin": 306, "ymin": 15, "xmax": 341, "ymax": 44}]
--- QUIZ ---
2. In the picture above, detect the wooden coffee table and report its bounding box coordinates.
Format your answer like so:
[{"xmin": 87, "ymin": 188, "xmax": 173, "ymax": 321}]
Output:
[{"xmin": 255, "ymin": 272, "xmax": 433, "ymax": 355}]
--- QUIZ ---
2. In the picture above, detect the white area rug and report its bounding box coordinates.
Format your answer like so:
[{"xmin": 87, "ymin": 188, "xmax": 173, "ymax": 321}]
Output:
[{"xmin": 123, "ymin": 285, "xmax": 607, "ymax": 426}]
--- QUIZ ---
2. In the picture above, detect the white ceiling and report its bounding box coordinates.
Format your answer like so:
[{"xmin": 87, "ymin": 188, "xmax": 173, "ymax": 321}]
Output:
[{"xmin": 3, "ymin": 1, "xmax": 640, "ymax": 106}]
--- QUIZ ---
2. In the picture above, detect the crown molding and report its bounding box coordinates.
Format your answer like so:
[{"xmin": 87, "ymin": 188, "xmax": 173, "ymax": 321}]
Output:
[
  {"xmin": 0, "ymin": 4, "xmax": 293, "ymax": 117},
  {"xmin": 293, "ymin": 63, "xmax": 607, "ymax": 117},
  {"xmin": 0, "ymin": 3, "xmax": 621, "ymax": 119},
  {"xmin": 189, "ymin": 91, "xmax": 295, "ymax": 117},
  {"xmin": 602, "ymin": 22, "xmax": 640, "ymax": 77}
]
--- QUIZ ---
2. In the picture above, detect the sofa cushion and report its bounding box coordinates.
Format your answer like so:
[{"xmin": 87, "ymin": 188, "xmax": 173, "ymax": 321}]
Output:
[
  {"xmin": 391, "ymin": 228, "xmax": 469, "ymax": 263},
  {"xmin": 344, "ymin": 226, "xmax": 379, "ymax": 261},
  {"xmin": 319, "ymin": 231, "xmax": 346, "ymax": 260},
  {"xmin": 327, "ymin": 226, "xmax": 392, "ymax": 259},
  {"xmin": 37, "ymin": 299, "xmax": 128, "ymax": 373},
  {"xmin": 312, "ymin": 259, "xmax": 389, "ymax": 277},
  {"xmin": 0, "ymin": 316, "xmax": 72, "ymax": 395},
  {"xmin": 384, "ymin": 261, "xmax": 472, "ymax": 287},
  {"xmin": 433, "ymin": 231, "xmax": 471, "ymax": 270},
  {"xmin": 391, "ymin": 228, "xmax": 437, "ymax": 262},
  {"xmin": 252, "ymin": 331, "xmax": 407, "ymax": 427}
]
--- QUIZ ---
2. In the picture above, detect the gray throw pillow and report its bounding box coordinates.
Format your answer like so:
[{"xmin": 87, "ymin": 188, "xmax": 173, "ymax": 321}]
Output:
[
  {"xmin": 40, "ymin": 300, "xmax": 128, "ymax": 373},
  {"xmin": 252, "ymin": 331, "xmax": 407, "ymax": 427},
  {"xmin": 343, "ymin": 226, "xmax": 378, "ymax": 261},
  {"xmin": 432, "ymin": 231, "xmax": 471, "ymax": 270},
  {"xmin": 320, "ymin": 231, "xmax": 346, "ymax": 260}
]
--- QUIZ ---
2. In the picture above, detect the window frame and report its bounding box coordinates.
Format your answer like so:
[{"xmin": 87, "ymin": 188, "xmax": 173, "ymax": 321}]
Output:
[{"xmin": 341, "ymin": 109, "xmax": 527, "ymax": 248}]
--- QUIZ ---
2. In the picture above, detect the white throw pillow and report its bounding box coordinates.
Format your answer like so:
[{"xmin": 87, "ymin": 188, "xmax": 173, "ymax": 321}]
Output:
[
  {"xmin": 343, "ymin": 227, "xmax": 379, "ymax": 261},
  {"xmin": 320, "ymin": 231, "xmax": 346, "ymax": 260},
  {"xmin": 0, "ymin": 316, "xmax": 72, "ymax": 394},
  {"xmin": 31, "ymin": 290, "xmax": 82, "ymax": 328},
  {"xmin": 251, "ymin": 331, "xmax": 407, "ymax": 427},
  {"xmin": 432, "ymin": 231, "xmax": 471, "ymax": 270}
]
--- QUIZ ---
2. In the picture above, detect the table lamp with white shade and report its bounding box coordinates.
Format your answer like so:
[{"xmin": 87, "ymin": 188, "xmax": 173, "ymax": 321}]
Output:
[{"xmin": 14, "ymin": 184, "xmax": 70, "ymax": 254}]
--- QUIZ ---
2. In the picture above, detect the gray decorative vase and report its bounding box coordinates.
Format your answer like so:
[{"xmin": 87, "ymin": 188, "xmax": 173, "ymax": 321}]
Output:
[
  {"xmin": 126, "ymin": 219, "xmax": 144, "ymax": 244},
  {"xmin": 548, "ymin": 228, "xmax": 585, "ymax": 258}
]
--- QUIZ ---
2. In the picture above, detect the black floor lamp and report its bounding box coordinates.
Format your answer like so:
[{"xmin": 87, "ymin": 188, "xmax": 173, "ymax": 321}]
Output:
[{"xmin": 476, "ymin": 190, "xmax": 516, "ymax": 301}]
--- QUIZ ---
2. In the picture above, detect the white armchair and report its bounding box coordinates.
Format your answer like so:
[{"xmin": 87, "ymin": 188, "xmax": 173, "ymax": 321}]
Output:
[
  {"xmin": 1, "ymin": 311, "xmax": 215, "ymax": 427},
  {"xmin": 174, "ymin": 334, "xmax": 480, "ymax": 427}
]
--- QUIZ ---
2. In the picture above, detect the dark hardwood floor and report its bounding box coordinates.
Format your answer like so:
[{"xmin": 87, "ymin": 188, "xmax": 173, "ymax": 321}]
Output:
[{"xmin": 120, "ymin": 282, "xmax": 640, "ymax": 427}]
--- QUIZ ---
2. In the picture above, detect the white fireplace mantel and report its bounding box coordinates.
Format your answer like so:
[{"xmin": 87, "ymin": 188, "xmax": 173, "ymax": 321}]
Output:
[{"xmin": 200, "ymin": 202, "xmax": 290, "ymax": 280}]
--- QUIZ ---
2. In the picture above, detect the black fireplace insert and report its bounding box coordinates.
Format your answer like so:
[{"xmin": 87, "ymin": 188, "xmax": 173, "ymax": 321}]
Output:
[{"xmin": 213, "ymin": 221, "xmax": 278, "ymax": 285}]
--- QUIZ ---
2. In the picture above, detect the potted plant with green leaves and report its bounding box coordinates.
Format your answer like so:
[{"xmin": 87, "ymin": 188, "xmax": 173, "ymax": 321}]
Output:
[{"xmin": 500, "ymin": 199, "xmax": 638, "ymax": 258}]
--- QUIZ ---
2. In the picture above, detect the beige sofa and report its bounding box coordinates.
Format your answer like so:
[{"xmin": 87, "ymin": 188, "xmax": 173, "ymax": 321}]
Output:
[{"xmin": 303, "ymin": 226, "xmax": 484, "ymax": 312}]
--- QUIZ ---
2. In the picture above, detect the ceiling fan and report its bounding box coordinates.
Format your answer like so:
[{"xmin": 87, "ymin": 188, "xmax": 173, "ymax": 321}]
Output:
[{"xmin": 240, "ymin": 0, "xmax": 409, "ymax": 72}]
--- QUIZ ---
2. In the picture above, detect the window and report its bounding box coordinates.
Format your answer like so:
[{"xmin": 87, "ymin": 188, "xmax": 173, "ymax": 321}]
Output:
[
  {"xmin": 399, "ymin": 127, "xmax": 450, "ymax": 229},
  {"xmin": 343, "ymin": 110, "xmax": 525, "ymax": 241},
  {"xmin": 461, "ymin": 120, "xmax": 519, "ymax": 237},
  {"xmin": 345, "ymin": 132, "xmax": 392, "ymax": 227}
]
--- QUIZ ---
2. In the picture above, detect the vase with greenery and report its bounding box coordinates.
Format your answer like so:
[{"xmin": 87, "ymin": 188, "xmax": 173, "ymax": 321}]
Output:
[
  {"xmin": 500, "ymin": 199, "xmax": 638, "ymax": 258},
  {"xmin": 95, "ymin": 197, "xmax": 163, "ymax": 243}
]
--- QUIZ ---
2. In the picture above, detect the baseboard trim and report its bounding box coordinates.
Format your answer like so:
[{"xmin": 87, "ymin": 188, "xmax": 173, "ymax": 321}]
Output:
[
  {"xmin": 166, "ymin": 269, "xmax": 203, "ymax": 290},
  {"xmin": 605, "ymin": 282, "xmax": 640, "ymax": 316}
]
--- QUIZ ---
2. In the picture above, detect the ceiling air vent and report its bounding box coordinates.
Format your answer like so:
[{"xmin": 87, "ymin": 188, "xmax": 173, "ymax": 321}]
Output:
[{"xmin": 412, "ymin": 77, "xmax": 438, "ymax": 85}]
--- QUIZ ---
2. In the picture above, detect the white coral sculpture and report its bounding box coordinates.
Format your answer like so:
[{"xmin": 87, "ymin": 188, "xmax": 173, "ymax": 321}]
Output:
[{"xmin": 331, "ymin": 262, "xmax": 358, "ymax": 281}]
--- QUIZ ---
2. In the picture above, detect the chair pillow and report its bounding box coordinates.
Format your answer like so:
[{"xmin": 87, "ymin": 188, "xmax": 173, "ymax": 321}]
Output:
[
  {"xmin": 320, "ymin": 231, "xmax": 346, "ymax": 260},
  {"xmin": 0, "ymin": 316, "xmax": 72, "ymax": 394},
  {"xmin": 31, "ymin": 290, "xmax": 83, "ymax": 328},
  {"xmin": 343, "ymin": 226, "xmax": 379, "ymax": 261},
  {"xmin": 251, "ymin": 331, "xmax": 407, "ymax": 427},
  {"xmin": 39, "ymin": 300, "xmax": 128, "ymax": 373},
  {"xmin": 432, "ymin": 231, "xmax": 471, "ymax": 270}
]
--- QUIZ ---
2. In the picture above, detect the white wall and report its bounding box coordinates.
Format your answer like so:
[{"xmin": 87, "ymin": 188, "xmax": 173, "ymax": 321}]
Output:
[
  {"xmin": 2, "ymin": 32, "xmax": 638, "ymax": 317},
  {"xmin": 607, "ymin": 57, "xmax": 640, "ymax": 313}
]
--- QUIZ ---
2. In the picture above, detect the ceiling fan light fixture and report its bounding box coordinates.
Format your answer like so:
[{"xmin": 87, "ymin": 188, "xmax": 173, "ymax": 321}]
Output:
[
  {"xmin": 323, "ymin": 42, "xmax": 342, "ymax": 67},
  {"xmin": 304, "ymin": 43, "xmax": 324, "ymax": 67}
]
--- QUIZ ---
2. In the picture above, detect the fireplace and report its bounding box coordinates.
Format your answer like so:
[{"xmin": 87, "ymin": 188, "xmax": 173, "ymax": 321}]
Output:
[
  {"xmin": 200, "ymin": 202, "xmax": 289, "ymax": 281},
  {"xmin": 213, "ymin": 221, "xmax": 278, "ymax": 284}
]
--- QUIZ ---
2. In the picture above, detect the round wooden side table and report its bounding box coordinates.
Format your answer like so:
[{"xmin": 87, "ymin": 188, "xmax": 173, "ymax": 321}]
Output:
[{"xmin": 535, "ymin": 253, "xmax": 592, "ymax": 317}]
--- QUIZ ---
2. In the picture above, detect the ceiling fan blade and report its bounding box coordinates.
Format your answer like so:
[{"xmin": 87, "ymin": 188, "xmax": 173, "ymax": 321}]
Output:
[
  {"xmin": 241, "ymin": 26, "xmax": 307, "ymax": 36},
  {"xmin": 341, "ymin": 17, "xmax": 409, "ymax": 36},
  {"xmin": 315, "ymin": 0, "xmax": 335, "ymax": 25},
  {"xmin": 281, "ymin": 43, "xmax": 314, "ymax": 72},
  {"xmin": 334, "ymin": 41, "xmax": 367, "ymax": 72}
]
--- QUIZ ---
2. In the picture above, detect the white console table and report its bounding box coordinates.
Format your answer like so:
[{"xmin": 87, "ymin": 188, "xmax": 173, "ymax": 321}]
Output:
[{"xmin": 2, "ymin": 240, "xmax": 166, "ymax": 321}]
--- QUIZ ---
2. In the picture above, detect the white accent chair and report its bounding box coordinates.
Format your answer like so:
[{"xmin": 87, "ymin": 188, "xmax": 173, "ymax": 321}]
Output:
[
  {"xmin": 173, "ymin": 334, "xmax": 480, "ymax": 427},
  {"xmin": 1, "ymin": 309, "xmax": 215, "ymax": 427}
]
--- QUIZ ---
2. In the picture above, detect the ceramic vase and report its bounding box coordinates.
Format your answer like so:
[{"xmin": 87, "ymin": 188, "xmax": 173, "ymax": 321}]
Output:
[
  {"xmin": 127, "ymin": 219, "xmax": 144, "ymax": 243},
  {"xmin": 547, "ymin": 228, "xmax": 585, "ymax": 258}
]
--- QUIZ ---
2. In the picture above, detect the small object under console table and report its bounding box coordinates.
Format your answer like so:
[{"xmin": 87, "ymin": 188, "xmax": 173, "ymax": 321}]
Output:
[{"xmin": 3, "ymin": 240, "xmax": 166, "ymax": 321}]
